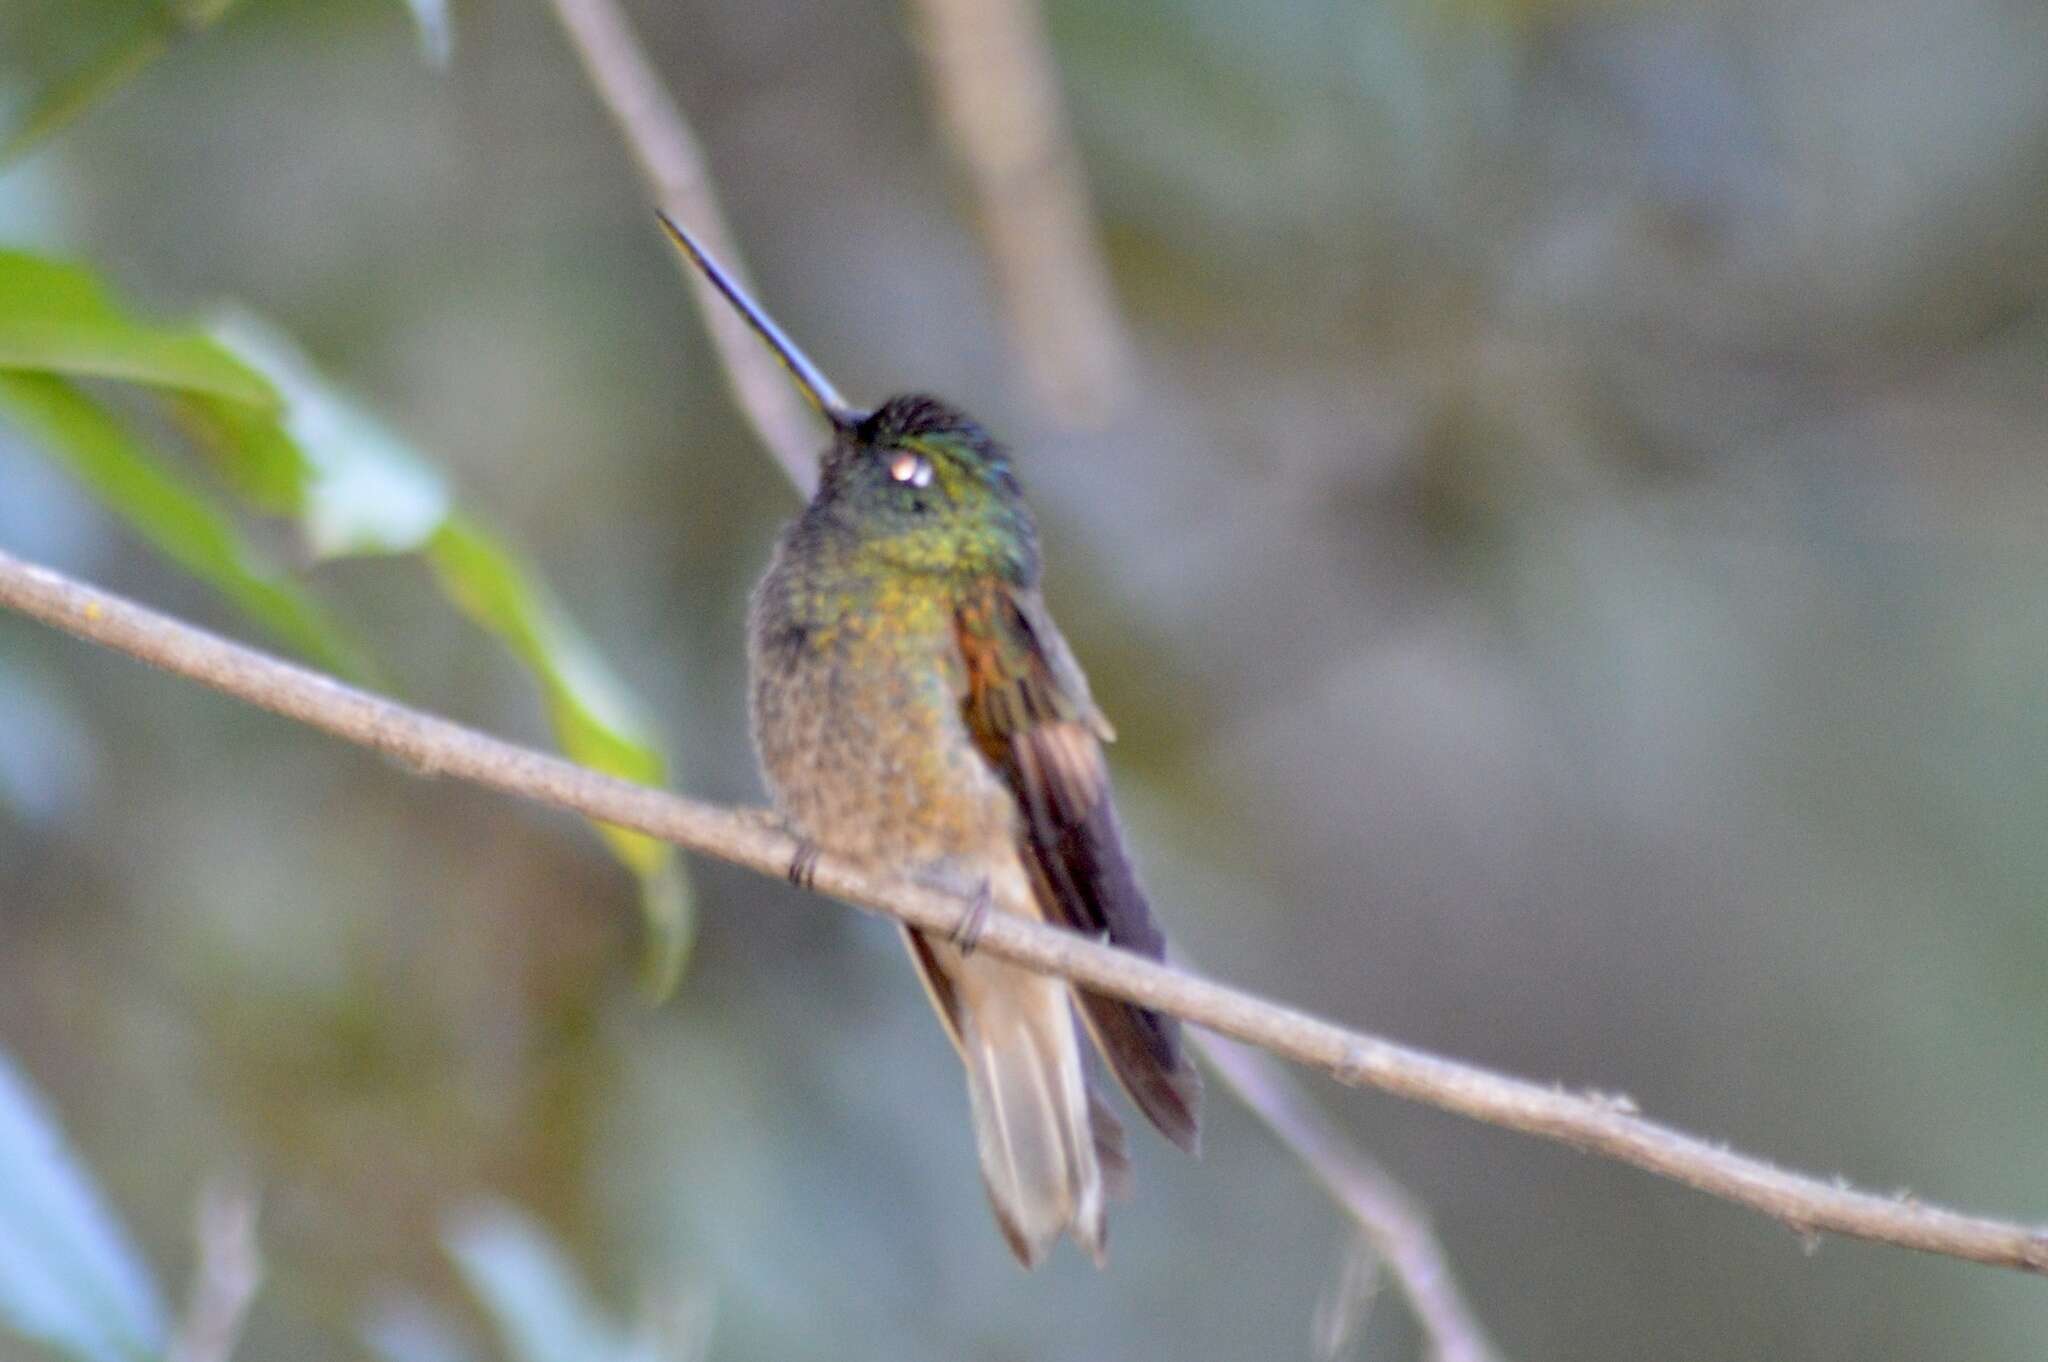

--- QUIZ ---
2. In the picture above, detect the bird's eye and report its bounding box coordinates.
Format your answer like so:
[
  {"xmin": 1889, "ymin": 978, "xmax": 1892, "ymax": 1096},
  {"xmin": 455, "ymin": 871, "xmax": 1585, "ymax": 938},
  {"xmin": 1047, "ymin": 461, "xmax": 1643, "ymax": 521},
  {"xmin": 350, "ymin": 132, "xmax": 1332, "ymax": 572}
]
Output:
[{"xmin": 889, "ymin": 451, "xmax": 935, "ymax": 489}]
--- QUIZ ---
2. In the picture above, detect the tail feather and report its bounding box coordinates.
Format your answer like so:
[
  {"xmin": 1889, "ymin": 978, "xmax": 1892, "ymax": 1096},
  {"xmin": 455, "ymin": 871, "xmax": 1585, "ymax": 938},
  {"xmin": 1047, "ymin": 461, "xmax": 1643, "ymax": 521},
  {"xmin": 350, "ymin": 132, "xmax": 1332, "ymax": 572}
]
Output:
[
  {"xmin": 959, "ymin": 976, "xmax": 1105, "ymax": 1266},
  {"xmin": 902, "ymin": 924, "xmax": 1125, "ymax": 1266},
  {"xmin": 1089, "ymin": 1090, "xmax": 1132, "ymax": 1202},
  {"xmin": 1073, "ymin": 991, "xmax": 1203, "ymax": 1155}
]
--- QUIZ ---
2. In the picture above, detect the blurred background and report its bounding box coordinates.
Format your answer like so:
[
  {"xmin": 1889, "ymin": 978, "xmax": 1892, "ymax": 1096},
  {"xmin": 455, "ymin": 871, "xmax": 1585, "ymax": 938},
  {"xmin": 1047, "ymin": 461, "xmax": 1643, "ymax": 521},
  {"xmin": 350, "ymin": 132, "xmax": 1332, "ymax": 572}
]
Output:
[{"xmin": 3, "ymin": 0, "xmax": 2047, "ymax": 1358}]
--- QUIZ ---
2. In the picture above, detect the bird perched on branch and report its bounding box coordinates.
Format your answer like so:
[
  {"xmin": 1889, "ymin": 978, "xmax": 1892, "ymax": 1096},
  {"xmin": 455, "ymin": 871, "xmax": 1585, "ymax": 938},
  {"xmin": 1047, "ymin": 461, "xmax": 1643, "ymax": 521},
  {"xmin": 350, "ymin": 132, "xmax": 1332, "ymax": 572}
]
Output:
[{"xmin": 660, "ymin": 213, "xmax": 1201, "ymax": 1266}]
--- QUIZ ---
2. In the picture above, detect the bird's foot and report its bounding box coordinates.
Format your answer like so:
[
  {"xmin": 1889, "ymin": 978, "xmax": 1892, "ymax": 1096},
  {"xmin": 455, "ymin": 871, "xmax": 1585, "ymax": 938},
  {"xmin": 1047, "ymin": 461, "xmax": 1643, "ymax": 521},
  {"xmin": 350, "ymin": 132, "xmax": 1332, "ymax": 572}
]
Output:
[
  {"xmin": 786, "ymin": 839, "xmax": 821, "ymax": 891},
  {"xmin": 950, "ymin": 878, "xmax": 993, "ymax": 956}
]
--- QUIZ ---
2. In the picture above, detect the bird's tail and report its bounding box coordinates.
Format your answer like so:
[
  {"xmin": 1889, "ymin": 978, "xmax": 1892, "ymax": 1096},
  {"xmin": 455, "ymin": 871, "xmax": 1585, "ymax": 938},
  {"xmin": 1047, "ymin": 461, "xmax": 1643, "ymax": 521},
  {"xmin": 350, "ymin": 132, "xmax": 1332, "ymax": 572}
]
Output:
[
  {"xmin": 956, "ymin": 963, "xmax": 1113, "ymax": 1266},
  {"xmin": 903, "ymin": 926, "xmax": 1128, "ymax": 1266}
]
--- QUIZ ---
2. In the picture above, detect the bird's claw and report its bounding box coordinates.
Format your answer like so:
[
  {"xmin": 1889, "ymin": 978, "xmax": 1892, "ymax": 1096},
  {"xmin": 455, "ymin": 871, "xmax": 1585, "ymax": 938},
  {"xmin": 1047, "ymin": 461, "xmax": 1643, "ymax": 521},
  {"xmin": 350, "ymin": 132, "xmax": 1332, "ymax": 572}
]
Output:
[
  {"xmin": 950, "ymin": 879, "xmax": 993, "ymax": 956},
  {"xmin": 787, "ymin": 840, "xmax": 820, "ymax": 890}
]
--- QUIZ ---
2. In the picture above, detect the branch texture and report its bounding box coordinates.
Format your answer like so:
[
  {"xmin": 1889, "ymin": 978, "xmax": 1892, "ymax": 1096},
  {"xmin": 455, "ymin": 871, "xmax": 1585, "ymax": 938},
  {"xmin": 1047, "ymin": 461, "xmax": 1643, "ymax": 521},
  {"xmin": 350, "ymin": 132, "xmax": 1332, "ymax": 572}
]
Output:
[
  {"xmin": 909, "ymin": 0, "xmax": 1134, "ymax": 421},
  {"xmin": 3, "ymin": 547, "xmax": 2044, "ymax": 1278},
  {"xmin": 546, "ymin": 0, "xmax": 821, "ymax": 497},
  {"xmin": 1198, "ymin": 1036, "xmax": 1503, "ymax": 1362}
]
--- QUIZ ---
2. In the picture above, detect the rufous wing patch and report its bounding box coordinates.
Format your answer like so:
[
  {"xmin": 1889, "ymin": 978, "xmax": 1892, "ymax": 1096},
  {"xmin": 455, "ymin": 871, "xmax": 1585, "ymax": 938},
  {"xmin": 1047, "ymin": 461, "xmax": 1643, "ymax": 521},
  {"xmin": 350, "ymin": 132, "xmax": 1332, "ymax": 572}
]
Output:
[{"xmin": 953, "ymin": 580, "xmax": 1202, "ymax": 1150}]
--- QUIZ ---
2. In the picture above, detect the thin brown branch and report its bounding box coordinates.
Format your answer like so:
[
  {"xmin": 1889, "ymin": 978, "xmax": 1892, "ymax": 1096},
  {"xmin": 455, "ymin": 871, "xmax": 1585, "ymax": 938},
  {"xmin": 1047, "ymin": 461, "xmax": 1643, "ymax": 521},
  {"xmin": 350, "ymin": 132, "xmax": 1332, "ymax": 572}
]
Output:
[
  {"xmin": 908, "ymin": 0, "xmax": 1134, "ymax": 422},
  {"xmin": 3, "ymin": 547, "xmax": 2045, "ymax": 1279},
  {"xmin": 545, "ymin": 0, "xmax": 821, "ymax": 497},
  {"xmin": 1197, "ymin": 1036, "xmax": 1503, "ymax": 1362}
]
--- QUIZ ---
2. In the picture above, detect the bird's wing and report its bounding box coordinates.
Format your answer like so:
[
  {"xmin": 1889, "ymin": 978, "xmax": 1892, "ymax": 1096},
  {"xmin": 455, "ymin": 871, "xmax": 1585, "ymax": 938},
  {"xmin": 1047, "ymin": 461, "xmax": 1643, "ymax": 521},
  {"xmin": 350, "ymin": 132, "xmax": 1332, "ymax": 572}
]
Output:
[{"xmin": 953, "ymin": 580, "xmax": 1201, "ymax": 1151}]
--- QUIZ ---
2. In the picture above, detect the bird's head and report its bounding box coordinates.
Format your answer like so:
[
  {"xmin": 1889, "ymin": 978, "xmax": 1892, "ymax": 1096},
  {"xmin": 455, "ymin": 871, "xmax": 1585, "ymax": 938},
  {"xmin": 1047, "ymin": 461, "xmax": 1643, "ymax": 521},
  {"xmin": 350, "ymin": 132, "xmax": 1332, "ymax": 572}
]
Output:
[
  {"xmin": 817, "ymin": 393, "xmax": 1036, "ymax": 580},
  {"xmin": 659, "ymin": 214, "xmax": 1038, "ymax": 582}
]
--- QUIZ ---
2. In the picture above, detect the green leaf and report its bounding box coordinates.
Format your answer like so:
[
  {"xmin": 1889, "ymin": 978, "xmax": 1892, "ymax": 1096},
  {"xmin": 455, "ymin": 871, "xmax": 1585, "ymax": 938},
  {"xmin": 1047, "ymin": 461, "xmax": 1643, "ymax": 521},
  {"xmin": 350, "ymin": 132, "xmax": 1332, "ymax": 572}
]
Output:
[
  {"xmin": 200, "ymin": 316, "xmax": 692, "ymax": 994},
  {"xmin": 422, "ymin": 519, "xmax": 662, "ymax": 783},
  {"xmin": 196, "ymin": 311, "xmax": 449, "ymax": 557},
  {"xmin": 0, "ymin": 258, "xmax": 689, "ymax": 991},
  {"xmin": 0, "ymin": 10, "xmax": 176, "ymax": 167},
  {"xmin": 444, "ymin": 1203, "xmax": 633, "ymax": 1362},
  {"xmin": 624, "ymin": 860, "xmax": 692, "ymax": 1003},
  {"xmin": 0, "ymin": 1050, "xmax": 168, "ymax": 1362},
  {"xmin": 0, "ymin": 371, "xmax": 369, "ymax": 680},
  {"xmin": 0, "ymin": 254, "xmax": 276, "ymax": 407},
  {"xmin": 426, "ymin": 518, "xmax": 693, "ymax": 997},
  {"xmin": 2, "ymin": 2, "xmax": 247, "ymax": 166}
]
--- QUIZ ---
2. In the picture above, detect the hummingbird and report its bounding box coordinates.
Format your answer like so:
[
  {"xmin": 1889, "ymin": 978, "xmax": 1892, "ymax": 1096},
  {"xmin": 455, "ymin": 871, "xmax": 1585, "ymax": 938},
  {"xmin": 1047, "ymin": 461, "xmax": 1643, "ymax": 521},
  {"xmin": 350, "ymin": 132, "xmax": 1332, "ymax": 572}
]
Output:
[{"xmin": 659, "ymin": 214, "xmax": 1201, "ymax": 1266}]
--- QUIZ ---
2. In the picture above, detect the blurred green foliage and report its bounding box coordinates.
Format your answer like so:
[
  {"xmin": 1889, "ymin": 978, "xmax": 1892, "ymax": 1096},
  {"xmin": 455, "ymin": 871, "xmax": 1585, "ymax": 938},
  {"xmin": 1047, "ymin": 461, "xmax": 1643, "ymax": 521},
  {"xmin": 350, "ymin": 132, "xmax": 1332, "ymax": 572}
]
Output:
[
  {"xmin": 0, "ymin": 253, "xmax": 272, "ymax": 403},
  {"xmin": 0, "ymin": 1045, "xmax": 685, "ymax": 1362},
  {"xmin": 2, "ymin": 0, "xmax": 2046, "ymax": 1359},
  {"xmin": 0, "ymin": 248, "xmax": 690, "ymax": 992},
  {"xmin": 0, "ymin": 366, "xmax": 367, "ymax": 677},
  {"xmin": 436, "ymin": 1201, "xmax": 711, "ymax": 1362},
  {"xmin": 1, "ymin": 0, "xmax": 449, "ymax": 164},
  {"xmin": 0, "ymin": 1051, "xmax": 167, "ymax": 1362}
]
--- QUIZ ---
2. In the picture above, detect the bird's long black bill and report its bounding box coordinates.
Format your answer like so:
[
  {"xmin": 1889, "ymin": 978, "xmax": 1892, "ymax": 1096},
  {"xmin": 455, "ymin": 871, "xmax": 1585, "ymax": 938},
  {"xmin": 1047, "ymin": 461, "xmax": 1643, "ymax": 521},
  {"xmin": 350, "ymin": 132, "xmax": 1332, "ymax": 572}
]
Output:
[{"xmin": 655, "ymin": 212, "xmax": 864, "ymax": 431}]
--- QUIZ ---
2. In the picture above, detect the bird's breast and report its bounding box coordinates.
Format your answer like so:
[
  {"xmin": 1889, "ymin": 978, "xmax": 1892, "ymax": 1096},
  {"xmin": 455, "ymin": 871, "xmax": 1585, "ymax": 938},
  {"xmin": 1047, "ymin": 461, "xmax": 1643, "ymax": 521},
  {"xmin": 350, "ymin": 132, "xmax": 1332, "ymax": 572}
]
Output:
[{"xmin": 748, "ymin": 566, "xmax": 1018, "ymax": 869}]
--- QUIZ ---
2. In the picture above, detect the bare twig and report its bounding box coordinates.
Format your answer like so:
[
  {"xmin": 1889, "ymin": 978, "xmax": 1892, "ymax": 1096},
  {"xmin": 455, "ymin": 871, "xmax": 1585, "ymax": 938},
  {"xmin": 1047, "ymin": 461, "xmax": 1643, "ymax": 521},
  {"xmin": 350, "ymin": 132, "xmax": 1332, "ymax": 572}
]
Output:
[
  {"xmin": 1199, "ymin": 1037, "xmax": 1503, "ymax": 1362},
  {"xmin": 908, "ymin": 0, "xmax": 1134, "ymax": 421},
  {"xmin": 166, "ymin": 1178, "xmax": 262, "ymax": 1362},
  {"xmin": 545, "ymin": 0, "xmax": 822, "ymax": 496},
  {"xmin": 2, "ymin": 547, "xmax": 2045, "ymax": 1278}
]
